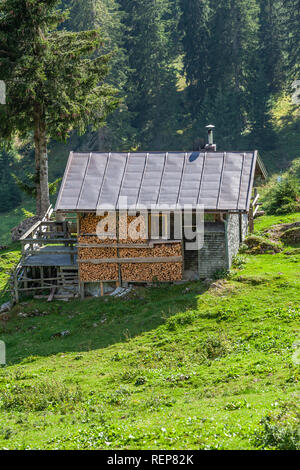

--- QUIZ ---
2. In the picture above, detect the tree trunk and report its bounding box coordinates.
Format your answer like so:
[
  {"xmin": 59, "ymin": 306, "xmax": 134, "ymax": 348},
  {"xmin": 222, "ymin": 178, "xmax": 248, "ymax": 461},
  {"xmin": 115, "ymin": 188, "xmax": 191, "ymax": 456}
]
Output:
[
  {"xmin": 34, "ymin": 104, "xmax": 50, "ymax": 217},
  {"xmin": 34, "ymin": 106, "xmax": 42, "ymax": 216},
  {"xmin": 39, "ymin": 117, "xmax": 50, "ymax": 216}
]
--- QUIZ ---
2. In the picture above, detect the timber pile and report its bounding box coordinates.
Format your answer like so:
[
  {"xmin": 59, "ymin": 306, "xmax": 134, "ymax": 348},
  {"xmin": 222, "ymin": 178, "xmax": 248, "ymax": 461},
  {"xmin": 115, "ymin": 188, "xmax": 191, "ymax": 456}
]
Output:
[
  {"xmin": 79, "ymin": 214, "xmax": 118, "ymax": 281},
  {"xmin": 80, "ymin": 263, "xmax": 119, "ymax": 281},
  {"xmin": 78, "ymin": 213, "xmax": 183, "ymax": 283},
  {"xmin": 119, "ymin": 242, "xmax": 182, "ymax": 282},
  {"xmin": 80, "ymin": 213, "xmax": 116, "ymax": 244},
  {"xmin": 80, "ymin": 213, "xmax": 107, "ymax": 233},
  {"xmin": 119, "ymin": 243, "xmax": 182, "ymax": 258},
  {"xmin": 78, "ymin": 236, "xmax": 117, "ymax": 245},
  {"xmin": 79, "ymin": 247, "xmax": 117, "ymax": 259},
  {"xmin": 119, "ymin": 214, "xmax": 148, "ymax": 244},
  {"xmin": 121, "ymin": 262, "xmax": 183, "ymax": 282}
]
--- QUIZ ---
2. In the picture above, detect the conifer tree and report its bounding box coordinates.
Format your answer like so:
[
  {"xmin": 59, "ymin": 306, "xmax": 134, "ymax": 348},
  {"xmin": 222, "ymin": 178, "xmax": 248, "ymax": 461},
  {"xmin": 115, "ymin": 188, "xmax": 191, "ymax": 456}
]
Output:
[
  {"xmin": 119, "ymin": 0, "xmax": 179, "ymax": 148},
  {"xmin": 178, "ymin": 0, "xmax": 211, "ymax": 112},
  {"xmin": 62, "ymin": 0, "xmax": 133, "ymax": 151},
  {"xmin": 285, "ymin": 0, "xmax": 300, "ymax": 78},
  {"xmin": 0, "ymin": 144, "xmax": 21, "ymax": 212},
  {"xmin": 258, "ymin": 0, "xmax": 286, "ymax": 94},
  {"xmin": 0, "ymin": 0, "xmax": 118, "ymax": 215},
  {"xmin": 207, "ymin": 0, "xmax": 259, "ymax": 146}
]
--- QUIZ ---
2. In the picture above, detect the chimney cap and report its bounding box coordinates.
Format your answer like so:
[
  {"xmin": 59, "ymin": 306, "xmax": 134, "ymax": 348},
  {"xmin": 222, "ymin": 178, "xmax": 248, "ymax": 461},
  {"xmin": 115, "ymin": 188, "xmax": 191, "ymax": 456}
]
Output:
[{"xmin": 206, "ymin": 124, "xmax": 215, "ymax": 129}]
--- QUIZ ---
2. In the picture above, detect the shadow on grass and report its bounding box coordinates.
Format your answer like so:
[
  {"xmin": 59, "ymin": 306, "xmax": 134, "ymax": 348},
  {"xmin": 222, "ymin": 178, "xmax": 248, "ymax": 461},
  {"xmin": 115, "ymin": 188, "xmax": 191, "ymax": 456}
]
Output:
[{"xmin": 1, "ymin": 281, "xmax": 211, "ymax": 365}]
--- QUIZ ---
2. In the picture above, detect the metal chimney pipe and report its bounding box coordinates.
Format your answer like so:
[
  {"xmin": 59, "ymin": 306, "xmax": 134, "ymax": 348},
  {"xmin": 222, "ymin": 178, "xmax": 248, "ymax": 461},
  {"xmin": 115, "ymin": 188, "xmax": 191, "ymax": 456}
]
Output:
[
  {"xmin": 206, "ymin": 124, "xmax": 215, "ymax": 145},
  {"xmin": 205, "ymin": 125, "xmax": 216, "ymax": 151}
]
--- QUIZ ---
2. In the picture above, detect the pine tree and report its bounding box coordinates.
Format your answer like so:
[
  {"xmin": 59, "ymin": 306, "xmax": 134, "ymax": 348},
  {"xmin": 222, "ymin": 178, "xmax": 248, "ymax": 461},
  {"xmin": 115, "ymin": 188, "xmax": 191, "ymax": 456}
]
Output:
[
  {"xmin": 245, "ymin": 0, "xmax": 286, "ymax": 150},
  {"xmin": 119, "ymin": 0, "xmax": 179, "ymax": 149},
  {"xmin": 0, "ymin": 0, "xmax": 118, "ymax": 215},
  {"xmin": 207, "ymin": 0, "xmax": 259, "ymax": 147},
  {"xmin": 62, "ymin": 0, "xmax": 133, "ymax": 151},
  {"xmin": 178, "ymin": 0, "xmax": 211, "ymax": 112},
  {"xmin": 285, "ymin": 0, "xmax": 300, "ymax": 78},
  {"xmin": 0, "ymin": 144, "xmax": 21, "ymax": 212},
  {"xmin": 258, "ymin": 0, "xmax": 286, "ymax": 94}
]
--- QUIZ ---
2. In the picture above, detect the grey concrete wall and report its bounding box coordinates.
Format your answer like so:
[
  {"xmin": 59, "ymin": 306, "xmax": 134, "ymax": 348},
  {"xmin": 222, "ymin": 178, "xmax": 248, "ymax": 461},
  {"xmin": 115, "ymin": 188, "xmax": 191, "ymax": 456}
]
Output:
[
  {"xmin": 226, "ymin": 214, "xmax": 241, "ymax": 268},
  {"xmin": 241, "ymin": 213, "xmax": 249, "ymax": 241},
  {"xmin": 184, "ymin": 214, "xmax": 248, "ymax": 279},
  {"xmin": 197, "ymin": 222, "xmax": 227, "ymax": 278}
]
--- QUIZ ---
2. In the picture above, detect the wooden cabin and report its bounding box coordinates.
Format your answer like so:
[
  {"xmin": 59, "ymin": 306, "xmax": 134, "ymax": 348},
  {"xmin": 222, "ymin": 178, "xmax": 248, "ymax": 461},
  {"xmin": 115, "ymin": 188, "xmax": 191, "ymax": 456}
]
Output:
[{"xmin": 12, "ymin": 148, "xmax": 267, "ymax": 301}]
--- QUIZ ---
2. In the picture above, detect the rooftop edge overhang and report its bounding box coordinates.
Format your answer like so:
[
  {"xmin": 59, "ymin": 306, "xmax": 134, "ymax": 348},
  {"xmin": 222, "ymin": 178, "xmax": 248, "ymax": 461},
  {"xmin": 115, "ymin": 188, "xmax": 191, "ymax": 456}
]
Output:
[{"xmin": 55, "ymin": 150, "xmax": 267, "ymax": 214}]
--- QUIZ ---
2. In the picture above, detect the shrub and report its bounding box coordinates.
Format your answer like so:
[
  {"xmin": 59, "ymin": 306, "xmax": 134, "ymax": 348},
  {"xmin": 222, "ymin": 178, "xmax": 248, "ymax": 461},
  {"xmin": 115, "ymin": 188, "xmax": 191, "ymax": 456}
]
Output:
[
  {"xmin": 244, "ymin": 235, "xmax": 282, "ymax": 254},
  {"xmin": 281, "ymin": 227, "xmax": 300, "ymax": 245},
  {"xmin": 165, "ymin": 311, "xmax": 195, "ymax": 331},
  {"xmin": 232, "ymin": 254, "xmax": 248, "ymax": 269},
  {"xmin": 0, "ymin": 380, "xmax": 83, "ymax": 412},
  {"xmin": 254, "ymin": 401, "xmax": 300, "ymax": 450},
  {"xmin": 263, "ymin": 177, "xmax": 299, "ymax": 215},
  {"xmin": 203, "ymin": 333, "xmax": 232, "ymax": 360},
  {"xmin": 224, "ymin": 399, "xmax": 251, "ymax": 410},
  {"xmin": 106, "ymin": 387, "xmax": 131, "ymax": 405}
]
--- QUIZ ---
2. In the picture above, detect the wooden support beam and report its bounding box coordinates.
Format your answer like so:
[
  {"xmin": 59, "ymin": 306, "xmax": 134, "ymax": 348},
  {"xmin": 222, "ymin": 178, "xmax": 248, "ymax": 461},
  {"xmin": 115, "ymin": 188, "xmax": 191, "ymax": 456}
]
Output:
[
  {"xmin": 21, "ymin": 238, "xmax": 77, "ymax": 244},
  {"xmin": 14, "ymin": 275, "xmax": 19, "ymax": 304},
  {"xmin": 253, "ymin": 205, "xmax": 260, "ymax": 217},
  {"xmin": 23, "ymin": 249, "xmax": 77, "ymax": 256},
  {"xmin": 19, "ymin": 221, "xmax": 42, "ymax": 241},
  {"xmin": 80, "ymin": 282, "xmax": 85, "ymax": 300},
  {"xmin": 249, "ymin": 206, "xmax": 254, "ymax": 233},
  {"xmin": 47, "ymin": 287, "xmax": 56, "ymax": 302},
  {"xmin": 41, "ymin": 267, "xmax": 44, "ymax": 287},
  {"xmin": 252, "ymin": 193, "xmax": 260, "ymax": 207},
  {"xmin": 77, "ymin": 240, "xmax": 181, "ymax": 248},
  {"xmin": 78, "ymin": 256, "xmax": 183, "ymax": 264}
]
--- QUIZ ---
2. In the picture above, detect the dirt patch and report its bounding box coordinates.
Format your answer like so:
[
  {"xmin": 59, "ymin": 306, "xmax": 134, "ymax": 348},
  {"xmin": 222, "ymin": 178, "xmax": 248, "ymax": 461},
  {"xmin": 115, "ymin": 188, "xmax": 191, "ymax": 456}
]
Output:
[
  {"xmin": 280, "ymin": 227, "xmax": 300, "ymax": 245},
  {"xmin": 265, "ymin": 222, "xmax": 300, "ymax": 243},
  {"xmin": 236, "ymin": 275, "xmax": 269, "ymax": 286},
  {"xmin": 244, "ymin": 235, "xmax": 282, "ymax": 254},
  {"xmin": 209, "ymin": 279, "xmax": 236, "ymax": 296}
]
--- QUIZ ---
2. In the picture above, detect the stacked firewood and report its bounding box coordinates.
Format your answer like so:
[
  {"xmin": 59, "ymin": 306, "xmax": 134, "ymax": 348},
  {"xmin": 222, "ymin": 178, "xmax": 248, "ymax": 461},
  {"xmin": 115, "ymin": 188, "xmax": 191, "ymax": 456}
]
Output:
[
  {"xmin": 78, "ymin": 247, "xmax": 117, "ymax": 259},
  {"xmin": 79, "ymin": 263, "xmax": 119, "ymax": 282},
  {"xmin": 78, "ymin": 236, "xmax": 117, "ymax": 245},
  {"xmin": 119, "ymin": 214, "xmax": 148, "ymax": 244},
  {"xmin": 80, "ymin": 213, "xmax": 107, "ymax": 233},
  {"xmin": 121, "ymin": 262, "xmax": 183, "ymax": 282},
  {"xmin": 79, "ymin": 214, "xmax": 118, "ymax": 281},
  {"xmin": 119, "ymin": 243, "xmax": 181, "ymax": 259},
  {"xmin": 78, "ymin": 213, "xmax": 183, "ymax": 283}
]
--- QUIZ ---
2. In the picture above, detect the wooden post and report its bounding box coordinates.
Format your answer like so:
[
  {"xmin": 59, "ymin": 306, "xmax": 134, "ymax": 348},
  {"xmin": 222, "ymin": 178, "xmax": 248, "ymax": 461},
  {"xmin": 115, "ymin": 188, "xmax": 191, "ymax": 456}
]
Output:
[
  {"xmin": 249, "ymin": 206, "xmax": 254, "ymax": 233},
  {"xmin": 76, "ymin": 213, "xmax": 80, "ymax": 237},
  {"xmin": 41, "ymin": 267, "xmax": 44, "ymax": 287},
  {"xmin": 116, "ymin": 210, "xmax": 122, "ymax": 287},
  {"xmin": 24, "ymin": 267, "xmax": 28, "ymax": 290},
  {"xmin": 80, "ymin": 282, "xmax": 85, "ymax": 300},
  {"xmin": 14, "ymin": 274, "xmax": 19, "ymax": 304},
  {"xmin": 100, "ymin": 282, "xmax": 104, "ymax": 297}
]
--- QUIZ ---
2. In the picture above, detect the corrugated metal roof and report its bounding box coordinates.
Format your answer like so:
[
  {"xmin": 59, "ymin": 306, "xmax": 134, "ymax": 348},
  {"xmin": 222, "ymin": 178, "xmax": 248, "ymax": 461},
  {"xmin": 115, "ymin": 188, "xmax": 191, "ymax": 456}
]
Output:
[{"xmin": 55, "ymin": 151, "xmax": 259, "ymax": 212}]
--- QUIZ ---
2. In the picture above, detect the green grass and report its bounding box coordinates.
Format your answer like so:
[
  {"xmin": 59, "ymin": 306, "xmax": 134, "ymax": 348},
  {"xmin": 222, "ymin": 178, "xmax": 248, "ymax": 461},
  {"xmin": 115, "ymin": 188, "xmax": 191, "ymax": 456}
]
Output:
[
  {"xmin": 0, "ymin": 215, "xmax": 299, "ymax": 450},
  {"xmin": 0, "ymin": 243, "xmax": 21, "ymax": 304},
  {"xmin": 253, "ymin": 212, "xmax": 300, "ymax": 234},
  {"xmin": 0, "ymin": 203, "xmax": 35, "ymax": 246}
]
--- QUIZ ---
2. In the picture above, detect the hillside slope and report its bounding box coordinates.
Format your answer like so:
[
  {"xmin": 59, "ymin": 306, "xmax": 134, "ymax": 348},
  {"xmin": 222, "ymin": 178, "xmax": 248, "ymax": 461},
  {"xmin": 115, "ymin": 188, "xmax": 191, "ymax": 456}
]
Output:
[{"xmin": 0, "ymin": 214, "xmax": 299, "ymax": 450}]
